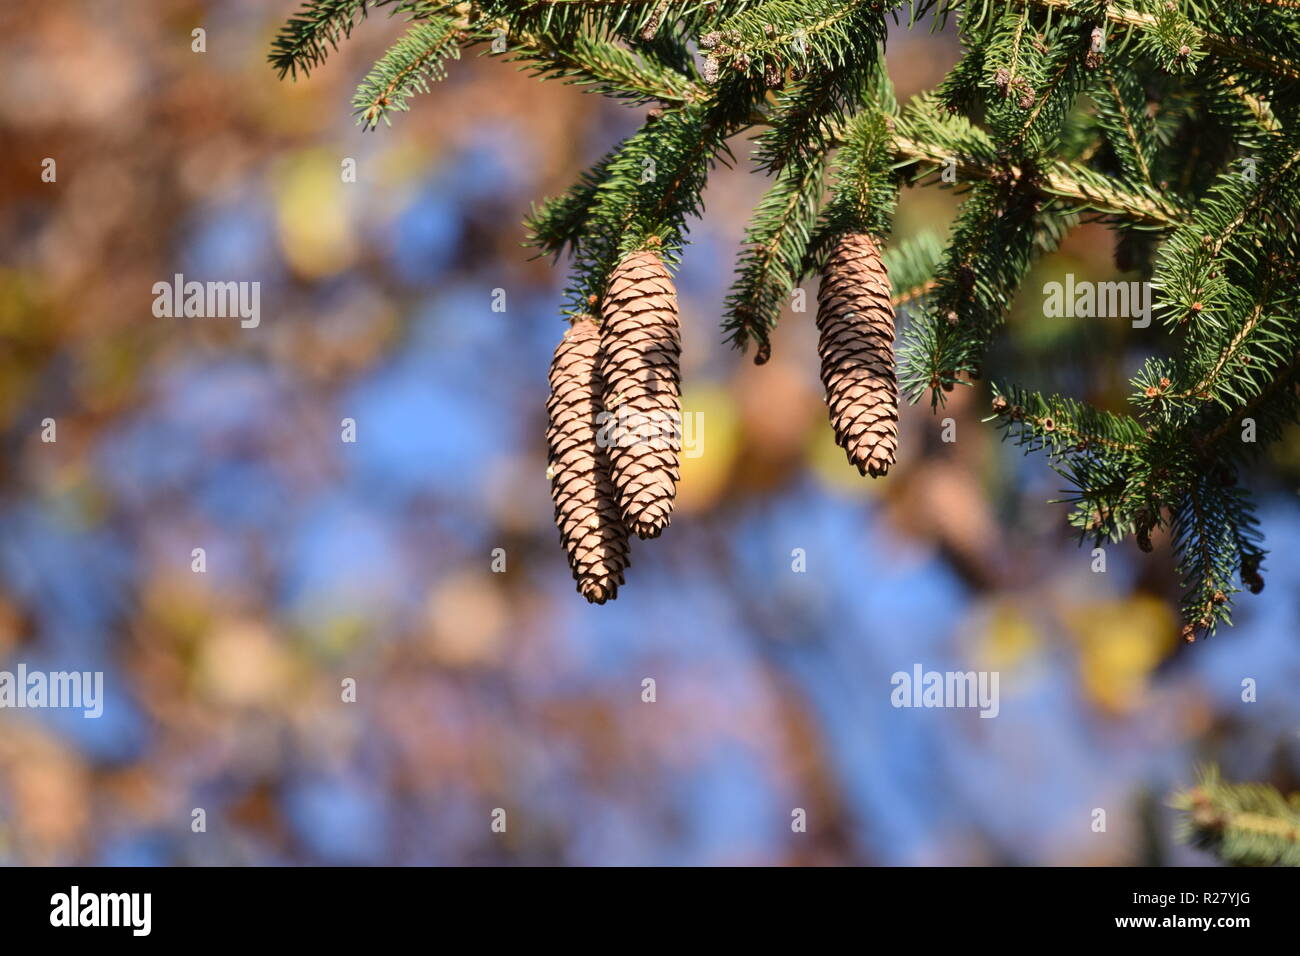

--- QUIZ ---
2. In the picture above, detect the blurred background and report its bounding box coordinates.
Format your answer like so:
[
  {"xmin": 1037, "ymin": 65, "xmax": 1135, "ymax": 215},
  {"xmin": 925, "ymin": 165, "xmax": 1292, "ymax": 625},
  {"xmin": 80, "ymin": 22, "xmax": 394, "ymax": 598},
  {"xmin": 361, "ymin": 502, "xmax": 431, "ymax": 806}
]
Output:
[{"xmin": 0, "ymin": 0, "xmax": 1297, "ymax": 866}]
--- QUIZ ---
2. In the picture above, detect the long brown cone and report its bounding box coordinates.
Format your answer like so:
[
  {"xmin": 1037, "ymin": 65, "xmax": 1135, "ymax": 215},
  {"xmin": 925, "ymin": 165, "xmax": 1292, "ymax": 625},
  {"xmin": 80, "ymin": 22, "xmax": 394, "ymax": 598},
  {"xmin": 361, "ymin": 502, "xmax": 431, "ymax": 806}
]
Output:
[
  {"xmin": 815, "ymin": 232, "xmax": 899, "ymax": 478},
  {"xmin": 599, "ymin": 249, "xmax": 682, "ymax": 538},
  {"xmin": 546, "ymin": 316, "xmax": 630, "ymax": 604}
]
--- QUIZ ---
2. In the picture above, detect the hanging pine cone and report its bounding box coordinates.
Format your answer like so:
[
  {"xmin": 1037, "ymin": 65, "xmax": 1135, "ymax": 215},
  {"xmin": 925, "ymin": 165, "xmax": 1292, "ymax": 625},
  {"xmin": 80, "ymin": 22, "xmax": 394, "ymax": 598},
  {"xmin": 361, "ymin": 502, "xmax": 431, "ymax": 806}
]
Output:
[
  {"xmin": 546, "ymin": 316, "xmax": 630, "ymax": 604},
  {"xmin": 816, "ymin": 231, "xmax": 899, "ymax": 478},
  {"xmin": 600, "ymin": 249, "xmax": 682, "ymax": 538}
]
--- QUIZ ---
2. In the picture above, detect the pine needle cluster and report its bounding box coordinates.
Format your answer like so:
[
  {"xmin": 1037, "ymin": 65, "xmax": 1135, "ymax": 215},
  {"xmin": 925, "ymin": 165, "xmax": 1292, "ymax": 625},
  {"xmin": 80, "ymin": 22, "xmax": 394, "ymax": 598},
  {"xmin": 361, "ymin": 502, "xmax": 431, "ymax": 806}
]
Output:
[{"xmin": 1174, "ymin": 766, "xmax": 1300, "ymax": 866}]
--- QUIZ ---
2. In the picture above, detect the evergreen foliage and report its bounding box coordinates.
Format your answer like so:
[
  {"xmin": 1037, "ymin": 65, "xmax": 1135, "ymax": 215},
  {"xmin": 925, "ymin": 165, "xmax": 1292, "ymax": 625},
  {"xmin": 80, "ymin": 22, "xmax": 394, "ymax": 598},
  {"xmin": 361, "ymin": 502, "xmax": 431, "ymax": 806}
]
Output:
[
  {"xmin": 1174, "ymin": 766, "xmax": 1300, "ymax": 866},
  {"xmin": 272, "ymin": 0, "xmax": 1300, "ymax": 639}
]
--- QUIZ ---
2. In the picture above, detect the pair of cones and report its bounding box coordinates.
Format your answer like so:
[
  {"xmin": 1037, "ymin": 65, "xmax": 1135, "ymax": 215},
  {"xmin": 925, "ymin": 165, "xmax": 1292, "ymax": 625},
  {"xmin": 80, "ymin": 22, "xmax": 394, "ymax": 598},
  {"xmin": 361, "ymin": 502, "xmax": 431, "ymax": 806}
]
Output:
[
  {"xmin": 546, "ymin": 233, "xmax": 899, "ymax": 604},
  {"xmin": 546, "ymin": 250, "xmax": 681, "ymax": 604}
]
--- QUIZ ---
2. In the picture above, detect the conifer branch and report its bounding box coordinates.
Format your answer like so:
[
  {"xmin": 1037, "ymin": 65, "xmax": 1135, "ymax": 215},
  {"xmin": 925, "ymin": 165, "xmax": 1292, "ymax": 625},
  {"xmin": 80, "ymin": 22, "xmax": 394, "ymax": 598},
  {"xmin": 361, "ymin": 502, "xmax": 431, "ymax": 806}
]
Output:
[
  {"xmin": 1203, "ymin": 349, "xmax": 1300, "ymax": 448},
  {"xmin": 525, "ymin": 147, "xmax": 622, "ymax": 257},
  {"xmin": 724, "ymin": 156, "xmax": 828, "ymax": 354},
  {"xmin": 1207, "ymin": 145, "xmax": 1300, "ymax": 262},
  {"xmin": 1174, "ymin": 767, "xmax": 1300, "ymax": 866},
  {"xmin": 884, "ymin": 232, "xmax": 946, "ymax": 307},
  {"xmin": 274, "ymin": 0, "xmax": 1300, "ymax": 633},
  {"xmin": 1177, "ymin": 477, "xmax": 1233, "ymax": 634},
  {"xmin": 1096, "ymin": 61, "xmax": 1156, "ymax": 186},
  {"xmin": 353, "ymin": 18, "xmax": 463, "ymax": 128},
  {"xmin": 707, "ymin": 0, "xmax": 885, "ymax": 78},
  {"xmin": 889, "ymin": 136, "xmax": 1182, "ymax": 226},
  {"xmin": 271, "ymin": 0, "xmax": 373, "ymax": 78},
  {"xmin": 1023, "ymin": 0, "xmax": 1300, "ymax": 80},
  {"xmin": 989, "ymin": 386, "xmax": 1147, "ymax": 457},
  {"xmin": 502, "ymin": 28, "xmax": 706, "ymax": 104},
  {"xmin": 1225, "ymin": 76, "xmax": 1281, "ymax": 132}
]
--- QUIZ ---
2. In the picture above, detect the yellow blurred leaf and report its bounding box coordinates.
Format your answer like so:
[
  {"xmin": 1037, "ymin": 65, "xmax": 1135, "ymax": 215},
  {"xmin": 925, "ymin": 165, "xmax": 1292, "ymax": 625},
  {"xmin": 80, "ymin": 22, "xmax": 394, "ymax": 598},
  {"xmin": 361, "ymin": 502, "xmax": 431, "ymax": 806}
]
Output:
[
  {"xmin": 807, "ymin": 421, "xmax": 882, "ymax": 495},
  {"xmin": 675, "ymin": 386, "xmax": 739, "ymax": 512},
  {"xmin": 1066, "ymin": 596, "xmax": 1177, "ymax": 714},
  {"xmin": 272, "ymin": 149, "xmax": 358, "ymax": 278},
  {"xmin": 971, "ymin": 599, "xmax": 1040, "ymax": 672}
]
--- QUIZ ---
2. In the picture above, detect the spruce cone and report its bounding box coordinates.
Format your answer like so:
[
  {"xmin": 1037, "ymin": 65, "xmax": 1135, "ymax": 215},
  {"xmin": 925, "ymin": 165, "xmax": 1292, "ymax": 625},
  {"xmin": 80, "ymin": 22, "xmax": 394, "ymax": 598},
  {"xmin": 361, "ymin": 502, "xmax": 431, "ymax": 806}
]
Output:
[
  {"xmin": 546, "ymin": 317, "xmax": 630, "ymax": 604},
  {"xmin": 600, "ymin": 250, "xmax": 682, "ymax": 538},
  {"xmin": 816, "ymin": 232, "xmax": 899, "ymax": 478}
]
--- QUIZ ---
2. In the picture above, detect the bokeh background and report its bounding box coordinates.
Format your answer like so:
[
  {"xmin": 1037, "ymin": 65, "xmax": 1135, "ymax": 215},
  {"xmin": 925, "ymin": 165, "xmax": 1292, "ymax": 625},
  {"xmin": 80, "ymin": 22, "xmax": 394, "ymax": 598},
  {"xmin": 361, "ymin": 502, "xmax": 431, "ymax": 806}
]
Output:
[{"xmin": 0, "ymin": 0, "xmax": 1298, "ymax": 866}]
